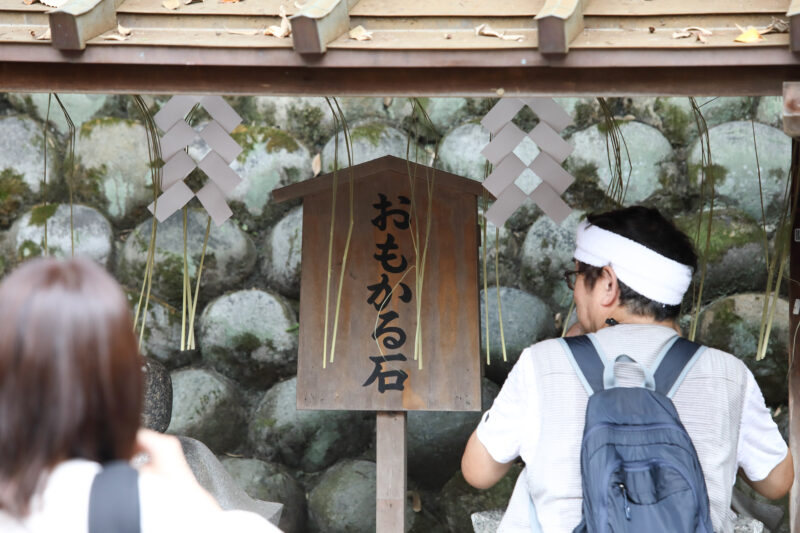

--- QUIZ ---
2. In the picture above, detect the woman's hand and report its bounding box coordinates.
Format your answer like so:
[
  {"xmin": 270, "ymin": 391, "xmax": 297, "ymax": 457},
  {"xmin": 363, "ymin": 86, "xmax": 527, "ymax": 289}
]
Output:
[{"xmin": 133, "ymin": 429, "xmax": 221, "ymax": 510}]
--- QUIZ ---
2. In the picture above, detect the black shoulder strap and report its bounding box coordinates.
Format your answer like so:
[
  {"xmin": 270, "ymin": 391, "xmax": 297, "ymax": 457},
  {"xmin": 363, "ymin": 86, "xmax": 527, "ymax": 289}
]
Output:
[
  {"xmin": 653, "ymin": 337, "xmax": 703, "ymax": 396},
  {"xmin": 88, "ymin": 461, "xmax": 141, "ymax": 533},
  {"xmin": 563, "ymin": 335, "xmax": 605, "ymax": 394}
]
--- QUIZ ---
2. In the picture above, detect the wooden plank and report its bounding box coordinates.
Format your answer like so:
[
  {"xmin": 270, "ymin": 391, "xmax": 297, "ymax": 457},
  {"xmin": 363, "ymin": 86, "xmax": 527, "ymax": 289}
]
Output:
[
  {"xmin": 789, "ymin": 137, "xmax": 800, "ymax": 533},
  {"xmin": 784, "ymin": 83, "xmax": 800, "ymax": 136},
  {"xmin": 789, "ymin": 0, "xmax": 800, "ymax": 51},
  {"xmin": 584, "ymin": 0, "xmax": 788, "ymax": 16},
  {"xmin": 376, "ymin": 412, "xmax": 406, "ymax": 533},
  {"xmin": 119, "ymin": 0, "xmax": 291, "ymax": 15},
  {"xmin": 290, "ymin": 0, "xmax": 357, "ymax": 55},
  {"xmin": 535, "ymin": 0, "xmax": 586, "ymax": 55},
  {"xmin": 350, "ymin": 0, "xmax": 543, "ymax": 17},
  {"xmin": 48, "ymin": 0, "xmax": 123, "ymax": 50},
  {"xmin": 294, "ymin": 161, "xmax": 481, "ymax": 411}
]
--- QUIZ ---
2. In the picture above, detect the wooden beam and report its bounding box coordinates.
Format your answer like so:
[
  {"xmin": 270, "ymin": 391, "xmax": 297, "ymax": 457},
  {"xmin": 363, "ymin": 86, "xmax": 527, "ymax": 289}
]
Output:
[
  {"xmin": 784, "ymin": 83, "xmax": 800, "ymax": 137},
  {"xmin": 376, "ymin": 412, "xmax": 406, "ymax": 533},
  {"xmin": 789, "ymin": 0, "xmax": 800, "ymax": 52},
  {"xmin": 48, "ymin": 0, "xmax": 124, "ymax": 50},
  {"xmin": 535, "ymin": 0, "xmax": 587, "ymax": 55},
  {"xmin": 290, "ymin": 0, "xmax": 359, "ymax": 55},
  {"xmin": 788, "ymin": 137, "xmax": 800, "ymax": 533}
]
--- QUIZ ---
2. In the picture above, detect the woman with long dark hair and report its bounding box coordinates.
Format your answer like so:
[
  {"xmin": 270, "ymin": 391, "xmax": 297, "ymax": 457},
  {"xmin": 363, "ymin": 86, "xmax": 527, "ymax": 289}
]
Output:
[{"xmin": 0, "ymin": 258, "xmax": 281, "ymax": 532}]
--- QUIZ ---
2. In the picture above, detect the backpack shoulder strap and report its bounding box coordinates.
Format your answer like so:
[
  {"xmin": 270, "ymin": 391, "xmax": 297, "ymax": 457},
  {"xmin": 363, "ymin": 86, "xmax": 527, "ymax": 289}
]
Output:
[
  {"xmin": 88, "ymin": 461, "xmax": 141, "ymax": 533},
  {"xmin": 652, "ymin": 336, "xmax": 706, "ymax": 398},
  {"xmin": 559, "ymin": 334, "xmax": 605, "ymax": 395}
]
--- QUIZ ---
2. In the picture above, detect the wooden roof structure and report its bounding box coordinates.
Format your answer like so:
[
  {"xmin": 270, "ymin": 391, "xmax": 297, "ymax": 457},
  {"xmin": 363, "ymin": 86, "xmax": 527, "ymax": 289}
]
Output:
[{"xmin": 2, "ymin": 0, "xmax": 800, "ymax": 95}]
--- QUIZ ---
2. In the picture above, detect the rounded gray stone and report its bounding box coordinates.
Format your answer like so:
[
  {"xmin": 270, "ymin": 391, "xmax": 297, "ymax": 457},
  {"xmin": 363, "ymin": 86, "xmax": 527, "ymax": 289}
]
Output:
[
  {"xmin": 308, "ymin": 459, "xmax": 415, "ymax": 533},
  {"xmin": 688, "ymin": 122, "xmax": 791, "ymax": 222},
  {"xmin": 8, "ymin": 93, "xmax": 107, "ymax": 134},
  {"xmin": 321, "ymin": 121, "xmax": 414, "ymax": 172},
  {"xmin": 521, "ymin": 210, "xmax": 584, "ymax": 306},
  {"xmin": 248, "ymin": 377, "xmax": 372, "ymax": 472},
  {"xmin": 118, "ymin": 208, "xmax": 256, "ymax": 307},
  {"xmin": 167, "ymin": 367, "xmax": 245, "ymax": 453},
  {"xmin": 674, "ymin": 209, "xmax": 767, "ymax": 302},
  {"xmin": 228, "ymin": 127, "xmax": 312, "ymax": 216},
  {"xmin": 141, "ymin": 357, "xmax": 172, "ymax": 433},
  {"xmin": 0, "ymin": 116, "xmax": 58, "ymax": 194},
  {"xmin": 439, "ymin": 122, "xmax": 539, "ymax": 182},
  {"xmin": 697, "ymin": 293, "xmax": 789, "ymax": 407},
  {"xmin": 407, "ymin": 378, "xmax": 499, "ymax": 487},
  {"xmin": 422, "ymin": 97, "xmax": 470, "ymax": 135},
  {"xmin": 137, "ymin": 299, "xmax": 189, "ymax": 369},
  {"xmin": 566, "ymin": 122, "xmax": 673, "ymax": 204},
  {"xmin": 262, "ymin": 206, "xmax": 302, "ymax": 298},
  {"xmin": 254, "ymin": 96, "xmax": 335, "ymax": 129},
  {"xmin": 337, "ymin": 97, "xmax": 413, "ymax": 123},
  {"xmin": 199, "ymin": 289, "xmax": 298, "ymax": 388},
  {"xmin": 220, "ymin": 456, "xmax": 306, "ymax": 533},
  {"xmin": 7, "ymin": 203, "xmax": 113, "ymax": 266},
  {"xmin": 654, "ymin": 97, "xmax": 754, "ymax": 145},
  {"xmin": 479, "ymin": 288, "xmax": 556, "ymax": 383},
  {"xmin": 75, "ymin": 118, "xmax": 151, "ymax": 222},
  {"xmin": 755, "ymin": 96, "xmax": 783, "ymax": 128}
]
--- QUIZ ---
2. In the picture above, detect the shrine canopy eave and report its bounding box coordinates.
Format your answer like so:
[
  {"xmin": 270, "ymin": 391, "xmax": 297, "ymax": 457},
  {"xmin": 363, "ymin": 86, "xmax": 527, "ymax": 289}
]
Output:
[
  {"xmin": 2, "ymin": 0, "xmax": 800, "ymax": 95},
  {"xmin": 272, "ymin": 155, "xmax": 489, "ymax": 204}
]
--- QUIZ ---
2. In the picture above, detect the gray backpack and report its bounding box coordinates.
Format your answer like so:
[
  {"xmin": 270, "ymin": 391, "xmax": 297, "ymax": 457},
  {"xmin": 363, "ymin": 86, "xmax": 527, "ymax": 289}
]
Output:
[{"xmin": 557, "ymin": 334, "xmax": 714, "ymax": 533}]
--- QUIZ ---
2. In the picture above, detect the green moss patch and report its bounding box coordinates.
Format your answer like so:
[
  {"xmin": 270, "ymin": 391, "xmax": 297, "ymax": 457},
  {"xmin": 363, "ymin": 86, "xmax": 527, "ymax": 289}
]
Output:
[
  {"xmin": 79, "ymin": 117, "xmax": 137, "ymax": 139},
  {"xmin": 29, "ymin": 203, "xmax": 58, "ymax": 226},
  {"xmin": 231, "ymin": 125, "xmax": 300, "ymax": 155},
  {"xmin": 0, "ymin": 169, "xmax": 33, "ymax": 228},
  {"xmin": 350, "ymin": 122, "xmax": 386, "ymax": 147},
  {"xmin": 676, "ymin": 210, "xmax": 761, "ymax": 264}
]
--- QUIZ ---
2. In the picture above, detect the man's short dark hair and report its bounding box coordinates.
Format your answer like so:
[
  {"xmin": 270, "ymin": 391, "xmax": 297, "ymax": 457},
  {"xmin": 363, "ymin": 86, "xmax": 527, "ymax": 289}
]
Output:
[{"xmin": 578, "ymin": 206, "xmax": 697, "ymax": 321}]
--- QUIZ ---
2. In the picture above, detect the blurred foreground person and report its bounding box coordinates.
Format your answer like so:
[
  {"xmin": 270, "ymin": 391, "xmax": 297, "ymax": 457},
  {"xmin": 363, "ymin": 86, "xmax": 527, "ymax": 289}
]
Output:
[{"xmin": 0, "ymin": 258, "xmax": 281, "ymax": 533}]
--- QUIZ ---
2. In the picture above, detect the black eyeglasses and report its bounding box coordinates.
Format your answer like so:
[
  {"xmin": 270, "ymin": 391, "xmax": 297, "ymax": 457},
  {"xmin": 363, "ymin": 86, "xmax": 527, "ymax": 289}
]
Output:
[{"xmin": 563, "ymin": 269, "xmax": 583, "ymax": 290}]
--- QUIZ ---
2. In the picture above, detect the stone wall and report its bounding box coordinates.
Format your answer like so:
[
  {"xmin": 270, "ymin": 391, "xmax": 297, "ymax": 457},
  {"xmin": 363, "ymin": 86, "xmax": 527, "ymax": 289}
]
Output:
[{"xmin": 0, "ymin": 93, "xmax": 790, "ymax": 533}]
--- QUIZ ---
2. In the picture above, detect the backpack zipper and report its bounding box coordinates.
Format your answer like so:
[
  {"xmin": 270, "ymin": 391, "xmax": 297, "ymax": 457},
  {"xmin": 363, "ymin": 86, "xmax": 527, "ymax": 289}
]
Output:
[{"xmin": 618, "ymin": 483, "xmax": 631, "ymax": 520}]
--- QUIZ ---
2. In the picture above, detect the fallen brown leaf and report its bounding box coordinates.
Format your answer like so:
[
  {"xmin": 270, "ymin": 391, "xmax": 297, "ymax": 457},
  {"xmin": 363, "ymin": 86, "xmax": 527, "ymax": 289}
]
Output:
[
  {"xmin": 117, "ymin": 23, "xmax": 132, "ymax": 36},
  {"xmin": 39, "ymin": 0, "xmax": 68, "ymax": 6},
  {"xmin": 162, "ymin": 0, "xmax": 180, "ymax": 10},
  {"xmin": 31, "ymin": 27, "xmax": 51, "ymax": 40},
  {"xmin": 681, "ymin": 26, "xmax": 712, "ymax": 36},
  {"xmin": 22, "ymin": 0, "xmax": 38, "ymax": 5},
  {"xmin": 220, "ymin": 0, "xmax": 241, "ymax": 4},
  {"xmin": 761, "ymin": 17, "xmax": 789, "ymax": 35},
  {"xmin": 312, "ymin": 153, "xmax": 321, "ymax": 177},
  {"xmin": 265, "ymin": 5, "xmax": 291, "ymax": 37},
  {"xmin": 648, "ymin": 26, "xmax": 655, "ymax": 33},
  {"xmin": 103, "ymin": 33, "xmax": 129, "ymax": 41},
  {"xmin": 672, "ymin": 31, "xmax": 692, "ymax": 39},
  {"xmin": 475, "ymin": 23, "xmax": 524, "ymax": 42},
  {"xmin": 349, "ymin": 25, "xmax": 372, "ymax": 41},
  {"xmin": 407, "ymin": 490, "xmax": 422, "ymax": 513},
  {"xmin": 444, "ymin": 32, "xmax": 452, "ymax": 39}
]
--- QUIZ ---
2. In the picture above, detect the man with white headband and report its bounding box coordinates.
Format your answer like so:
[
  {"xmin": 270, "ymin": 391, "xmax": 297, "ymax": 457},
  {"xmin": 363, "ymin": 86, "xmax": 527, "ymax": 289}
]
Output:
[{"xmin": 461, "ymin": 206, "xmax": 793, "ymax": 533}]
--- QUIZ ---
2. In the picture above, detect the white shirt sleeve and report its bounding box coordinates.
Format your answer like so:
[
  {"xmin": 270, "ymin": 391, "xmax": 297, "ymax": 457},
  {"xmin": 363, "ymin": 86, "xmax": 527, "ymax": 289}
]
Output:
[
  {"xmin": 736, "ymin": 369, "xmax": 788, "ymax": 482},
  {"xmin": 138, "ymin": 472, "xmax": 283, "ymax": 533},
  {"xmin": 476, "ymin": 347, "xmax": 539, "ymax": 464}
]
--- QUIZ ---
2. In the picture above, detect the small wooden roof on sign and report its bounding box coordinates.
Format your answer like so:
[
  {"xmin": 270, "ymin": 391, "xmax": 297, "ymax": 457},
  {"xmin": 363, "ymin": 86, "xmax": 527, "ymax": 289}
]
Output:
[
  {"xmin": 2, "ymin": 0, "xmax": 800, "ymax": 95},
  {"xmin": 272, "ymin": 154, "xmax": 488, "ymax": 204}
]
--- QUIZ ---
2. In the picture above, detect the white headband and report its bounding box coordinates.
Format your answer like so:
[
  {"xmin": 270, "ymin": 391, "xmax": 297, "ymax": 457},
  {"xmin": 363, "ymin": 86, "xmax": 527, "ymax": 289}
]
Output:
[{"xmin": 573, "ymin": 219, "xmax": 693, "ymax": 306}]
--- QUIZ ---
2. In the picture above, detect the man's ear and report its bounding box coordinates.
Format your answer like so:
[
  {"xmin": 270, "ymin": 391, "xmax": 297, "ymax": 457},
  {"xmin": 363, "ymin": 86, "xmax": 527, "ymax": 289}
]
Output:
[{"xmin": 599, "ymin": 266, "xmax": 620, "ymax": 307}]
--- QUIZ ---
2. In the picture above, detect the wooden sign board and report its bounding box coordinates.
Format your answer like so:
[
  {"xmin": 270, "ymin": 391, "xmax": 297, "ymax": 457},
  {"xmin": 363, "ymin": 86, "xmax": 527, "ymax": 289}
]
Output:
[{"xmin": 273, "ymin": 156, "xmax": 483, "ymax": 411}]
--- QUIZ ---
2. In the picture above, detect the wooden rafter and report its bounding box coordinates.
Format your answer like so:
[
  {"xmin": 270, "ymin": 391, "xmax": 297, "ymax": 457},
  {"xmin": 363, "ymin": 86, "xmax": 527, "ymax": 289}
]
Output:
[
  {"xmin": 788, "ymin": 0, "xmax": 800, "ymax": 52},
  {"xmin": 535, "ymin": 0, "xmax": 587, "ymax": 55},
  {"xmin": 48, "ymin": 0, "xmax": 124, "ymax": 50},
  {"xmin": 290, "ymin": 0, "xmax": 360, "ymax": 55}
]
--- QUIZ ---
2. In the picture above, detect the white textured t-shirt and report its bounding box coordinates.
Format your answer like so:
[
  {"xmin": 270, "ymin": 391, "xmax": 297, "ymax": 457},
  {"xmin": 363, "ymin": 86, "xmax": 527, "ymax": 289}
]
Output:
[
  {"xmin": 477, "ymin": 324, "xmax": 787, "ymax": 533},
  {"xmin": 0, "ymin": 459, "xmax": 282, "ymax": 533}
]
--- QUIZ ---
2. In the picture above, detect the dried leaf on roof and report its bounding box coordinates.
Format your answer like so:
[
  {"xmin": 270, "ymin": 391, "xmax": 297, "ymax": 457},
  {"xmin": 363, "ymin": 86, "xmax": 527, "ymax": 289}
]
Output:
[
  {"xmin": 22, "ymin": 0, "xmax": 37, "ymax": 5},
  {"xmin": 220, "ymin": 0, "xmax": 241, "ymax": 4},
  {"xmin": 349, "ymin": 25, "xmax": 373, "ymax": 41},
  {"xmin": 265, "ymin": 5, "xmax": 291, "ymax": 38},
  {"xmin": 39, "ymin": 0, "xmax": 68, "ymax": 7},
  {"xmin": 117, "ymin": 23, "xmax": 132, "ymax": 36},
  {"xmin": 761, "ymin": 18, "xmax": 789, "ymax": 35},
  {"xmin": 475, "ymin": 23, "xmax": 524, "ymax": 42},
  {"xmin": 672, "ymin": 27, "xmax": 711, "ymax": 44},
  {"xmin": 734, "ymin": 25, "xmax": 764, "ymax": 43},
  {"xmin": 162, "ymin": 0, "xmax": 180, "ymax": 10},
  {"xmin": 31, "ymin": 27, "xmax": 50, "ymax": 40}
]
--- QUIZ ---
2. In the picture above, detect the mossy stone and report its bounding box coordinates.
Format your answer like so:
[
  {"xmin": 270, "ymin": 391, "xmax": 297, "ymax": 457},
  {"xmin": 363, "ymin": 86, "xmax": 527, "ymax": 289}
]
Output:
[
  {"xmin": 440, "ymin": 464, "xmax": 524, "ymax": 533},
  {"xmin": 0, "ymin": 168, "xmax": 34, "ymax": 228},
  {"xmin": 0, "ymin": 116, "xmax": 59, "ymax": 194},
  {"xmin": 321, "ymin": 121, "xmax": 416, "ymax": 172}
]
